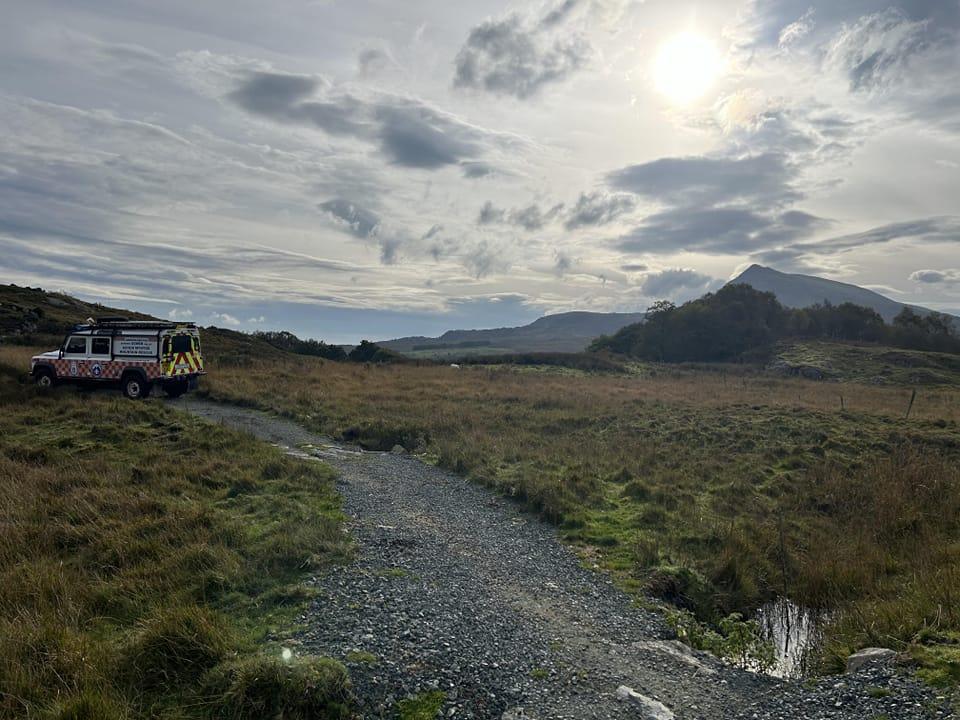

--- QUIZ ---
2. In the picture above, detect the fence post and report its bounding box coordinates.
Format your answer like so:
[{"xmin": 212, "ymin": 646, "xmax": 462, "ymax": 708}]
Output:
[{"xmin": 905, "ymin": 388, "xmax": 917, "ymax": 419}]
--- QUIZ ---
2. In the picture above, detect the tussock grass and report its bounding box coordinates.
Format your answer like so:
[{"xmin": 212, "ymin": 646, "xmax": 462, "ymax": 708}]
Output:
[
  {"xmin": 190, "ymin": 348, "xmax": 960, "ymax": 678},
  {"xmin": 0, "ymin": 359, "xmax": 350, "ymax": 718}
]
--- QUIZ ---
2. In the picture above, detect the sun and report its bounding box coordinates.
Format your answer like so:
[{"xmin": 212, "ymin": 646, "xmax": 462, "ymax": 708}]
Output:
[{"xmin": 653, "ymin": 31, "xmax": 723, "ymax": 105}]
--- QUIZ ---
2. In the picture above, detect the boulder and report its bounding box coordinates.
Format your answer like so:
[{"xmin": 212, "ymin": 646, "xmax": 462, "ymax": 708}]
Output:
[
  {"xmin": 390, "ymin": 444, "xmax": 407, "ymax": 454},
  {"xmin": 846, "ymin": 647, "xmax": 897, "ymax": 674},
  {"xmin": 615, "ymin": 686, "xmax": 674, "ymax": 719}
]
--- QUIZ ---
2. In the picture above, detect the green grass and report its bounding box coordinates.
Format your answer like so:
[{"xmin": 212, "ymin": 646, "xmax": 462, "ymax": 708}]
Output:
[
  {"xmin": 775, "ymin": 340, "xmax": 960, "ymax": 385},
  {"xmin": 0, "ymin": 363, "xmax": 351, "ymax": 719},
  {"xmin": 396, "ymin": 691, "xmax": 446, "ymax": 720}
]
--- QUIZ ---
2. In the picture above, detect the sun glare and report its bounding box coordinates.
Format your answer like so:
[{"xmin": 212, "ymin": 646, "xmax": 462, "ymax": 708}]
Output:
[{"xmin": 653, "ymin": 31, "xmax": 722, "ymax": 105}]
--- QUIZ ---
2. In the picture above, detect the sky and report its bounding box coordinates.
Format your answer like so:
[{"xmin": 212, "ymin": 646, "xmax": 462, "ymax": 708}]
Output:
[{"xmin": 1, "ymin": 0, "xmax": 958, "ymax": 343}]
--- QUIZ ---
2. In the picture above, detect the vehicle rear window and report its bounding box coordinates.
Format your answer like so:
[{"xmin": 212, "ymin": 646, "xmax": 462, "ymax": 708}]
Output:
[
  {"xmin": 91, "ymin": 338, "xmax": 110, "ymax": 355},
  {"xmin": 171, "ymin": 335, "xmax": 193, "ymax": 354},
  {"xmin": 65, "ymin": 337, "xmax": 86, "ymax": 354}
]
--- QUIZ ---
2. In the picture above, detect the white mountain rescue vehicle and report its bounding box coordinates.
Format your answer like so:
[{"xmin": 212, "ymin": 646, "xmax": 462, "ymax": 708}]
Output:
[{"xmin": 30, "ymin": 318, "xmax": 206, "ymax": 399}]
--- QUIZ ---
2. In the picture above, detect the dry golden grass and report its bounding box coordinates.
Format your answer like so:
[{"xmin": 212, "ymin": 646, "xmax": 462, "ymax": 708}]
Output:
[{"xmin": 192, "ymin": 349, "xmax": 960, "ymax": 678}]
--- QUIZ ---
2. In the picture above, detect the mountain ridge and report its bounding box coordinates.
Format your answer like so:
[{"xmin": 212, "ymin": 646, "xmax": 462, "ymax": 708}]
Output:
[
  {"xmin": 730, "ymin": 264, "xmax": 956, "ymax": 323},
  {"xmin": 378, "ymin": 310, "xmax": 647, "ymax": 355}
]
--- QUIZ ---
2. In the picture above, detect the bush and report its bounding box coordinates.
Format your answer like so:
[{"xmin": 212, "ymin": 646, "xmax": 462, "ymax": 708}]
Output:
[
  {"xmin": 204, "ymin": 654, "xmax": 351, "ymax": 720},
  {"xmin": 123, "ymin": 606, "xmax": 232, "ymax": 692}
]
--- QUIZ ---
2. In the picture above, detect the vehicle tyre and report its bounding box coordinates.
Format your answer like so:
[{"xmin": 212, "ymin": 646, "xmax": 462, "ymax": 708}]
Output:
[
  {"xmin": 121, "ymin": 373, "xmax": 147, "ymax": 400},
  {"xmin": 34, "ymin": 367, "xmax": 55, "ymax": 389},
  {"xmin": 164, "ymin": 379, "xmax": 188, "ymax": 399}
]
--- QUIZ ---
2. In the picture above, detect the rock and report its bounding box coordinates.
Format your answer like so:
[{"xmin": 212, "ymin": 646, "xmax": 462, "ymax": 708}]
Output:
[
  {"xmin": 390, "ymin": 444, "xmax": 407, "ymax": 454},
  {"xmin": 846, "ymin": 647, "xmax": 897, "ymax": 674},
  {"xmin": 615, "ymin": 686, "xmax": 674, "ymax": 719},
  {"xmin": 632, "ymin": 639, "xmax": 718, "ymax": 675},
  {"xmin": 501, "ymin": 708, "xmax": 525, "ymax": 720}
]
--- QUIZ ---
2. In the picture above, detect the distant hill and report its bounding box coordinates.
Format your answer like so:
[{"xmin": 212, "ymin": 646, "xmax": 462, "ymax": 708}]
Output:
[
  {"xmin": 378, "ymin": 311, "xmax": 647, "ymax": 356},
  {"xmin": 0, "ymin": 283, "xmax": 286, "ymax": 364},
  {"xmin": 732, "ymin": 265, "xmax": 956, "ymax": 323}
]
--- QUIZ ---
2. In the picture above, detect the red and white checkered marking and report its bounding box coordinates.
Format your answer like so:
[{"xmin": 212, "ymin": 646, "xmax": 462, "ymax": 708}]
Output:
[{"xmin": 44, "ymin": 358, "xmax": 162, "ymax": 381}]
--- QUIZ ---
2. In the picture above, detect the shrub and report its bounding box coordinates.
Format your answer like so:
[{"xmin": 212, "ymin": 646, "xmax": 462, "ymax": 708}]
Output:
[
  {"xmin": 123, "ymin": 605, "xmax": 232, "ymax": 692},
  {"xmin": 204, "ymin": 654, "xmax": 351, "ymax": 720}
]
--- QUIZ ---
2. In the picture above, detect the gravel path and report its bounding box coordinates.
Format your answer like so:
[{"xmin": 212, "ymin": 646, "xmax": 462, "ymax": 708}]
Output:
[{"xmin": 181, "ymin": 399, "xmax": 954, "ymax": 720}]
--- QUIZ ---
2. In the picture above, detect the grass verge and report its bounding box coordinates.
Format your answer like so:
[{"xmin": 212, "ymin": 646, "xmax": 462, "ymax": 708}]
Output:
[{"xmin": 0, "ymin": 355, "xmax": 351, "ymax": 719}]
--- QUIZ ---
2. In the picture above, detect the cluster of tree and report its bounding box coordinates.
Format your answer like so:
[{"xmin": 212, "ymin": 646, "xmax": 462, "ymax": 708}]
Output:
[
  {"xmin": 253, "ymin": 330, "xmax": 347, "ymax": 360},
  {"xmin": 346, "ymin": 340, "xmax": 407, "ymax": 363},
  {"xmin": 591, "ymin": 284, "xmax": 960, "ymax": 362}
]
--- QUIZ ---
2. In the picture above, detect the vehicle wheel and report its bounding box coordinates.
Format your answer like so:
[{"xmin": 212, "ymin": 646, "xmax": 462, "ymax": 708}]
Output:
[
  {"xmin": 122, "ymin": 374, "xmax": 147, "ymax": 400},
  {"xmin": 34, "ymin": 368, "xmax": 55, "ymax": 389},
  {"xmin": 164, "ymin": 379, "xmax": 188, "ymax": 399}
]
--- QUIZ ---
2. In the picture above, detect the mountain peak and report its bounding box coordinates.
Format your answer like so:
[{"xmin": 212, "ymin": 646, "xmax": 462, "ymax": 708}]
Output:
[{"xmin": 729, "ymin": 265, "xmax": 952, "ymax": 323}]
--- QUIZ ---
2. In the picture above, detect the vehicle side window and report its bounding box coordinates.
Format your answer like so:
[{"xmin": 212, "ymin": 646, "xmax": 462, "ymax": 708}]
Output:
[
  {"xmin": 91, "ymin": 337, "xmax": 111, "ymax": 355},
  {"xmin": 162, "ymin": 337, "xmax": 171, "ymax": 355},
  {"xmin": 64, "ymin": 337, "xmax": 87, "ymax": 354}
]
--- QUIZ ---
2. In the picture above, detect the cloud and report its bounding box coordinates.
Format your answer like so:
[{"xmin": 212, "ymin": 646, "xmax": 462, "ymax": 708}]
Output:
[
  {"xmin": 620, "ymin": 262, "xmax": 648, "ymax": 272},
  {"xmin": 778, "ymin": 8, "xmax": 816, "ymax": 49},
  {"xmin": 210, "ymin": 311, "xmax": 241, "ymax": 326},
  {"xmin": 462, "ymin": 239, "xmax": 510, "ymax": 278},
  {"xmin": 607, "ymin": 153, "xmax": 801, "ymax": 207},
  {"xmin": 910, "ymin": 269, "xmax": 960, "ymax": 285},
  {"xmin": 460, "ymin": 161, "xmax": 497, "ymax": 178},
  {"xmin": 617, "ymin": 208, "xmax": 827, "ymax": 255},
  {"xmin": 453, "ymin": 2, "xmax": 591, "ymax": 99},
  {"xmin": 824, "ymin": 8, "xmax": 933, "ymax": 91},
  {"xmin": 564, "ymin": 191, "xmax": 635, "ymax": 230},
  {"xmin": 227, "ymin": 70, "xmax": 510, "ymax": 169},
  {"xmin": 477, "ymin": 201, "xmax": 504, "ymax": 225},
  {"xmin": 640, "ymin": 268, "xmax": 716, "ymax": 300},
  {"xmin": 476, "ymin": 201, "xmax": 564, "ymax": 230},
  {"xmin": 167, "ymin": 308, "xmax": 194, "ymax": 320},
  {"xmin": 357, "ymin": 48, "xmax": 391, "ymax": 78},
  {"xmin": 799, "ymin": 216, "xmax": 960, "ymax": 253},
  {"xmin": 318, "ymin": 198, "xmax": 381, "ymax": 238}
]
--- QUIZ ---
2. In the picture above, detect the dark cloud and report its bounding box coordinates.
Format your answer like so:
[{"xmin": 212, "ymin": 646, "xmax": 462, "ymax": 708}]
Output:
[
  {"xmin": 617, "ymin": 208, "xmax": 828, "ymax": 255},
  {"xmin": 460, "ymin": 161, "xmax": 497, "ymax": 178},
  {"xmin": 620, "ymin": 262, "xmax": 648, "ymax": 272},
  {"xmin": 564, "ymin": 191, "xmax": 635, "ymax": 229},
  {"xmin": 357, "ymin": 48, "xmax": 390, "ymax": 77},
  {"xmin": 640, "ymin": 268, "xmax": 715, "ymax": 299},
  {"xmin": 228, "ymin": 72, "xmax": 318, "ymax": 115},
  {"xmin": 910, "ymin": 269, "xmax": 960, "ymax": 284},
  {"xmin": 453, "ymin": 2, "xmax": 591, "ymax": 100},
  {"xmin": 375, "ymin": 103, "xmax": 481, "ymax": 168},
  {"xmin": 476, "ymin": 201, "xmax": 564, "ymax": 230},
  {"xmin": 462, "ymin": 240, "xmax": 509, "ymax": 278},
  {"xmin": 477, "ymin": 201, "xmax": 504, "ymax": 225},
  {"xmin": 318, "ymin": 198, "xmax": 381, "ymax": 238},
  {"xmin": 797, "ymin": 216, "xmax": 960, "ymax": 253},
  {"xmin": 554, "ymin": 250, "xmax": 574, "ymax": 276},
  {"xmin": 607, "ymin": 153, "xmax": 800, "ymax": 207},
  {"xmin": 747, "ymin": 217, "xmax": 960, "ymax": 272},
  {"xmin": 228, "ymin": 71, "xmax": 499, "ymax": 169}
]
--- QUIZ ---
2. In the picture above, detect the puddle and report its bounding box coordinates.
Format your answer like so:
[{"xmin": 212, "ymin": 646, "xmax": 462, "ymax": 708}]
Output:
[{"xmin": 756, "ymin": 598, "xmax": 825, "ymax": 679}]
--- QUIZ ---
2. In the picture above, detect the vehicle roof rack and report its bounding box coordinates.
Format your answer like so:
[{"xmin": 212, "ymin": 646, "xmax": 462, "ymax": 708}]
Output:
[{"xmin": 71, "ymin": 319, "xmax": 196, "ymax": 331}]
